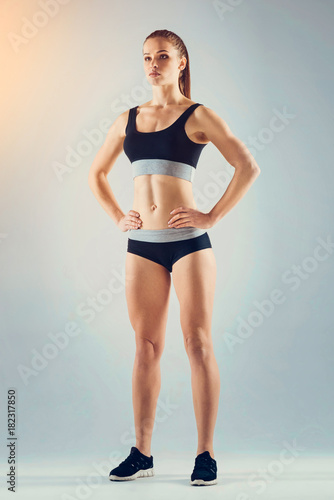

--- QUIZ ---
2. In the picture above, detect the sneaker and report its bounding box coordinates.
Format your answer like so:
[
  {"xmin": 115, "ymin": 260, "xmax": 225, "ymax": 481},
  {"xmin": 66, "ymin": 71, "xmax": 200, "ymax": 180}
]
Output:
[
  {"xmin": 109, "ymin": 446, "xmax": 154, "ymax": 481},
  {"xmin": 190, "ymin": 450, "xmax": 217, "ymax": 486}
]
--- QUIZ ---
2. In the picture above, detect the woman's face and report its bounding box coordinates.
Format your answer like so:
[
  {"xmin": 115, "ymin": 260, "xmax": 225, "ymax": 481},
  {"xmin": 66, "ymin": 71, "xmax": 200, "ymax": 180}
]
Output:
[{"xmin": 142, "ymin": 37, "xmax": 186, "ymax": 86}]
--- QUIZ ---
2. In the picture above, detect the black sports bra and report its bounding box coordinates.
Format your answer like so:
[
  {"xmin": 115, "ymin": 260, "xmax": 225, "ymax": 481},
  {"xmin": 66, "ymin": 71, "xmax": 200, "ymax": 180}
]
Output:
[{"xmin": 123, "ymin": 103, "xmax": 208, "ymax": 182}]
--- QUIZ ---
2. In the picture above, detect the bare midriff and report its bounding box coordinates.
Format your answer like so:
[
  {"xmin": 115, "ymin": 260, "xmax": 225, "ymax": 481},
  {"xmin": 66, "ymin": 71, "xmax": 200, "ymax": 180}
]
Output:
[{"xmin": 132, "ymin": 174, "xmax": 197, "ymax": 230}]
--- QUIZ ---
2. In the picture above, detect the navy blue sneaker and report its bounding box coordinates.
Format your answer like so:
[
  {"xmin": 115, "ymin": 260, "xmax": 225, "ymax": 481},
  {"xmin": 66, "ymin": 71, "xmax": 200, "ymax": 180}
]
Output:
[
  {"xmin": 109, "ymin": 446, "xmax": 154, "ymax": 481},
  {"xmin": 190, "ymin": 450, "xmax": 217, "ymax": 485}
]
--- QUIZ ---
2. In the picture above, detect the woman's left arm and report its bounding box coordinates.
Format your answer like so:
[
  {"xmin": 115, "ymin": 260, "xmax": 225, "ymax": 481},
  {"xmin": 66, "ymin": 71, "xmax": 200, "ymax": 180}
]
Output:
[
  {"xmin": 167, "ymin": 106, "xmax": 261, "ymax": 229},
  {"xmin": 200, "ymin": 106, "xmax": 261, "ymax": 226}
]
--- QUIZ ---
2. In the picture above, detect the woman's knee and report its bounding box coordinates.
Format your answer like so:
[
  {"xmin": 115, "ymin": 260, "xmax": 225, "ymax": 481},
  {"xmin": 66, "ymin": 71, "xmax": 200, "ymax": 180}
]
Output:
[
  {"xmin": 135, "ymin": 334, "xmax": 165, "ymax": 361},
  {"xmin": 183, "ymin": 326, "xmax": 213, "ymax": 357}
]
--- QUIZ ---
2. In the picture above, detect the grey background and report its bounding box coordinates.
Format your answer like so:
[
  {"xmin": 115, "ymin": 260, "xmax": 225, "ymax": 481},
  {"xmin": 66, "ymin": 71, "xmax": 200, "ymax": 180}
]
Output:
[{"xmin": 1, "ymin": 0, "xmax": 333, "ymax": 477}]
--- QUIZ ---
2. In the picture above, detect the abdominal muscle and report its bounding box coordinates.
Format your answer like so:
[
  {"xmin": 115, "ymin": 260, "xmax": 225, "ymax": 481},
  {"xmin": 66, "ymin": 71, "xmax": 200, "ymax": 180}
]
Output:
[{"xmin": 132, "ymin": 174, "xmax": 197, "ymax": 230}]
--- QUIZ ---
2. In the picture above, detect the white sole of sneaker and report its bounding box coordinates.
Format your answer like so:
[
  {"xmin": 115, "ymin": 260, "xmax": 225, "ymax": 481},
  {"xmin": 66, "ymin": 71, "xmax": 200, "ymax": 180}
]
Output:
[
  {"xmin": 190, "ymin": 478, "xmax": 217, "ymax": 485},
  {"xmin": 109, "ymin": 468, "xmax": 154, "ymax": 481}
]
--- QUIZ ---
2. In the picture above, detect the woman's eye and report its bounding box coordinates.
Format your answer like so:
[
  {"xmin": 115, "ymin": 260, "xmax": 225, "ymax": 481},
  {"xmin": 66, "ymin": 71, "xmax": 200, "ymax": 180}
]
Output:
[{"xmin": 144, "ymin": 55, "xmax": 168, "ymax": 61}]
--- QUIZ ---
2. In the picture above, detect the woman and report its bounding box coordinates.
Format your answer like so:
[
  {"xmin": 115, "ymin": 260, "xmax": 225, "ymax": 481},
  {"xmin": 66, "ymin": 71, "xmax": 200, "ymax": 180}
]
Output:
[{"xmin": 88, "ymin": 29, "xmax": 261, "ymax": 486}]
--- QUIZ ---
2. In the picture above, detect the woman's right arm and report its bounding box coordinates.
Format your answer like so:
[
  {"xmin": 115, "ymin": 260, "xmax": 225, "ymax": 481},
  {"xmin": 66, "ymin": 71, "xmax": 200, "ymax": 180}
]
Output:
[{"xmin": 88, "ymin": 110, "xmax": 142, "ymax": 231}]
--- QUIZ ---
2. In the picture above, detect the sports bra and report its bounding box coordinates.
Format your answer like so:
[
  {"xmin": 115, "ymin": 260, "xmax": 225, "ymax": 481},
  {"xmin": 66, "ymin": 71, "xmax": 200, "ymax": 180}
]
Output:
[{"xmin": 123, "ymin": 103, "xmax": 208, "ymax": 182}]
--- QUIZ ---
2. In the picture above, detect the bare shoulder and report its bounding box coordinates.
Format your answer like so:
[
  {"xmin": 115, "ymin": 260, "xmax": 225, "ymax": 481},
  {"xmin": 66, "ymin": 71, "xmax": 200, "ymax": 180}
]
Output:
[
  {"xmin": 196, "ymin": 104, "xmax": 229, "ymax": 127},
  {"xmin": 88, "ymin": 107, "xmax": 133, "ymax": 178},
  {"xmin": 104, "ymin": 107, "xmax": 133, "ymax": 142},
  {"xmin": 194, "ymin": 105, "xmax": 259, "ymax": 170},
  {"xmin": 195, "ymin": 104, "xmax": 233, "ymax": 140}
]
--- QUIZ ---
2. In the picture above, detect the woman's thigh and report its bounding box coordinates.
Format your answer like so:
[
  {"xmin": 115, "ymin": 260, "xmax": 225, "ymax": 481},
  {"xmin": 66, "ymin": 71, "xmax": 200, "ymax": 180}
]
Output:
[
  {"xmin": 125, "ymin": 252, "xmax": 172, "ymax": 348},
  {"xmin": 172, "ymin": 248, "xmax": 216, "ymax": 345}
]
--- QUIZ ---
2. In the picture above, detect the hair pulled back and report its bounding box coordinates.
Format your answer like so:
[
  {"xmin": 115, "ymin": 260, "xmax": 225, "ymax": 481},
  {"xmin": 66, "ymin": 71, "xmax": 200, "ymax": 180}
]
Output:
[{"xmin": 143, "ymin": 29, "xmax": 191, "ymax": 99}]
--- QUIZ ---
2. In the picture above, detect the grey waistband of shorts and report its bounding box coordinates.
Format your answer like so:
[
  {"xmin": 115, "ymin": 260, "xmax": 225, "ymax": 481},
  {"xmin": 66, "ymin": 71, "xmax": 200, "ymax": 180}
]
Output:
[
  {"xmin": 128, "ymin": 227, "xmax": 207, "ymax": 242},
  {"xmin": 132, "ymin": 159, "xmax": 195, "ymax": 182}
]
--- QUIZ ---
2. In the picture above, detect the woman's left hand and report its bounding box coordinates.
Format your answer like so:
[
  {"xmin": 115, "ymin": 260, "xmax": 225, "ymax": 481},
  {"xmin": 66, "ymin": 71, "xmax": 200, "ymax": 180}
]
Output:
[{"xmin": 167, "ymin": 207, "xmax": 215, "ymax": 229}]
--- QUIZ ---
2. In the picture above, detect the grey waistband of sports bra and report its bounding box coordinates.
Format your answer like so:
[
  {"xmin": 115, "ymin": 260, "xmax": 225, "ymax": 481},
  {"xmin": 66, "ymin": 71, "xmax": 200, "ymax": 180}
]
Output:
[
  {"xmin": 128, "ymin": 226, "xmax": 206, "ymax": 242},
  {"xmin": 132, "ymin": 159, "xmax": 195, "ymax": 182}
]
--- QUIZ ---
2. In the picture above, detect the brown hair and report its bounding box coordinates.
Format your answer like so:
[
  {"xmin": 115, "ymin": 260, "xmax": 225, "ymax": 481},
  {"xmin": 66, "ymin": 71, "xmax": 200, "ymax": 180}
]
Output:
[{"xmin": 143, "ymin": 29, "xmax": 191, "ymax": 99}]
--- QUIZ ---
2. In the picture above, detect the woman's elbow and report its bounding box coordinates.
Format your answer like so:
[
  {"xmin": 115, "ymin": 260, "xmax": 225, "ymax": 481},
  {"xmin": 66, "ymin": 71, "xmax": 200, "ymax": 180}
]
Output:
[{"xmin": 88, "ymin": 169, "xmax": 101, "ymax": 189}]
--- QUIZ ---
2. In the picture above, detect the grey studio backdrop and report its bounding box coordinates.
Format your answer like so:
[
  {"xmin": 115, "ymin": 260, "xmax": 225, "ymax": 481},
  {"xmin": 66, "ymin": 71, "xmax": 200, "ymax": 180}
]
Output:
[{"xmin": 1, "ymin": 0, "xmax": 333, "ymax": 475}]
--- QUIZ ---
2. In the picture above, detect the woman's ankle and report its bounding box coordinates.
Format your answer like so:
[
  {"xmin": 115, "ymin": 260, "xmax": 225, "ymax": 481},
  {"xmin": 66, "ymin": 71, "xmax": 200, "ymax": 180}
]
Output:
[{"xmin": 135, "ymin": 445, "xmax": 151, "ymax": 457}]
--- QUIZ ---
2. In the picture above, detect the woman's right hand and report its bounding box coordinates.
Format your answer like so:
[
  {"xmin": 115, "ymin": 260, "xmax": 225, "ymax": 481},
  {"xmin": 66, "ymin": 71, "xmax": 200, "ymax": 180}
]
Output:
[{"xmin": 117, "ymin": 210, "xmax": 142, "ymax": 232}]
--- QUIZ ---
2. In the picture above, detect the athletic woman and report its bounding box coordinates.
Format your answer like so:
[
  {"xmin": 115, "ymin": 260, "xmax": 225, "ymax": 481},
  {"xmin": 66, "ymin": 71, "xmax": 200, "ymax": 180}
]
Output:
[{"xmin": 88, "ymin": 29, "xmax": 261, "ymax": 486}]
